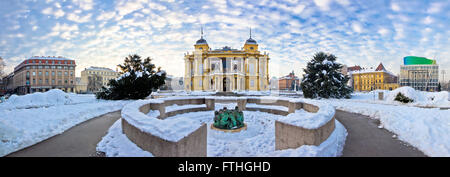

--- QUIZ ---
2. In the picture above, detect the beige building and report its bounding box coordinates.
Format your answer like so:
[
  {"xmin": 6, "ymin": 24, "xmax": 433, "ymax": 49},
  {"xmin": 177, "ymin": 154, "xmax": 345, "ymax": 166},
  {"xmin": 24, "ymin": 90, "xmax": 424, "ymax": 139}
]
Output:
[
  {"xmin": 77, "ymin": 66, "xmax": 120, "ymax": 93},
  {"xmin": 13, "ymin": 56, "xmax": 76, "ymax": 94},
  {"xmin": 184, "ymin": 29, "xmax": 270, "ymax": 92}
]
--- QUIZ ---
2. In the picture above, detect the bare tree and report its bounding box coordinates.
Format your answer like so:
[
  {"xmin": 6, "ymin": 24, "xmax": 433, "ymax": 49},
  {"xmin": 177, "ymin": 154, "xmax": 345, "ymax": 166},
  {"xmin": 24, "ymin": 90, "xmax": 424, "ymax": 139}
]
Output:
[
  {"xmin": 0, "ymin": 57, "xmax": 5, "ymax": 77},
  {"xmin": 87, "ymin": 74, "xmax": 103, "ymax": 93}
]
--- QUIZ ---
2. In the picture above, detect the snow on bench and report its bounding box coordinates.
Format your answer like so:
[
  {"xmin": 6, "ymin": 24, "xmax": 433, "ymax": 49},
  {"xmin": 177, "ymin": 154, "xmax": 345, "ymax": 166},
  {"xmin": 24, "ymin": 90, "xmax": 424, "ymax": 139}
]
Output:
[
  {"xmin": 165, "ymin": 104, "xmax": 206, "ymax": 112},
  {"xmin": 245, "ymin": 103, "xmax": 289, "ymax": 112}
]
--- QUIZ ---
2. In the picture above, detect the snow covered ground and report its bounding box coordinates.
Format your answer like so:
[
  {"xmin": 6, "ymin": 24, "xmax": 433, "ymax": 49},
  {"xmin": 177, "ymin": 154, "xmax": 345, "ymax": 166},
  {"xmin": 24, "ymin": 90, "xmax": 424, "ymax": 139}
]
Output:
[
  {"xmin": 350, "ymin": 87, "xmax": 450, "ymax": 108},
  {"xmin": 316, "ymin": 87, "xmax": 449, "ymax": 156},
  {"xmin": 0, "ymin": 89, "xmax": 131, "ymax": 156},
  {"xmin": 97, "ymin": 103, "xmax": 347, "ymax": 157},
  {"xmin": 307, "ymin": 95, "xmax": 450, "ymax": 157}
]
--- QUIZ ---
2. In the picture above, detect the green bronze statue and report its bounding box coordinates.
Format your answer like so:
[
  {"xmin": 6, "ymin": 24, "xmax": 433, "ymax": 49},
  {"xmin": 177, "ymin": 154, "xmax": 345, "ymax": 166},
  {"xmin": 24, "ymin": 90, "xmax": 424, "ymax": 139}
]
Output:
[{"xmin": 213, "ymin": 106, "xmax": 244, "ymax": 130}]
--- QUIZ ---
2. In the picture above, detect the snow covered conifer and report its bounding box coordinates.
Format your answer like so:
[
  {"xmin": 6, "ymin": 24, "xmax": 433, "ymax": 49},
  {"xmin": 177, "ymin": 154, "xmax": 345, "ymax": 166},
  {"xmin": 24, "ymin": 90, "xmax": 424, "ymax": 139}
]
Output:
[
  {"xmin": 96, "ymin": 54, "xmax": 166, "ymax": 100},
  {"xmin": 300, "ymin": 52, "xmax": 352, "ymax": 99}
]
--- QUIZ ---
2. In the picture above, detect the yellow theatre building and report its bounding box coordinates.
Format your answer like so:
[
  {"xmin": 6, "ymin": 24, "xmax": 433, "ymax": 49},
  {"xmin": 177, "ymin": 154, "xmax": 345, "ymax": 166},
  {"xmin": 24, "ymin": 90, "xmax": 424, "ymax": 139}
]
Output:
[
  {"xmin": 351, "ymin": 63, "xmax": 400, "ymax": 91},
  {"xmin": 184, "ymin": 29, "xmax": 270, "ymax": 92}
]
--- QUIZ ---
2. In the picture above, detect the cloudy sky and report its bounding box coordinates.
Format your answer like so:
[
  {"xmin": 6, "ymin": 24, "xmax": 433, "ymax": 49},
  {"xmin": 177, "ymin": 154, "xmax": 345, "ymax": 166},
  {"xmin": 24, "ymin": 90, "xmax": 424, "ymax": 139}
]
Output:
[{"xmin": 0, "ymin": 0, "xmax": 449, "ymax": 80}]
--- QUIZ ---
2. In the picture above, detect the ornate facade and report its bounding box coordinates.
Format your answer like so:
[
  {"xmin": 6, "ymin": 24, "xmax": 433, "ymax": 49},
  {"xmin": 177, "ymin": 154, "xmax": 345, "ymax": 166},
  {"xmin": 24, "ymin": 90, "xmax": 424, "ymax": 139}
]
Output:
[{"xmin": 184, "ymin": 29, "xmax": 270, "ymax": 92}]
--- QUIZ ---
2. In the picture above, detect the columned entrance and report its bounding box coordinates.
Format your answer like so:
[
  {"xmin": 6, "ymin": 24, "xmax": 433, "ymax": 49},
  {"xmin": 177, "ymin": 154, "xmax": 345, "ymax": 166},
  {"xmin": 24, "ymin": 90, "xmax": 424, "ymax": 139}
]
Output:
[{"xmin": 223, "ymin": 77, "xmax": 229, "ymax": 92}]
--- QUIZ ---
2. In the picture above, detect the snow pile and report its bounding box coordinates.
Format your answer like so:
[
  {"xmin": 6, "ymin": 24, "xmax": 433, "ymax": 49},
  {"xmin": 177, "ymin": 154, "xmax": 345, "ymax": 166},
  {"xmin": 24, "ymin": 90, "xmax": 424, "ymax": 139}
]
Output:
[
  {"xmin": 385, "ymin": 86, "xmax": 427, "ymax": 102},
  {"xmin": 0, "ymin": 99, "xmax": 131, "ymax": 156},
  {"xmin": 350, "ymin": 87, "xmax": 450, "ymax": 108},
  {"xmin": 318, "ymin": 98, "xmax": 450, "ymax": 156},
  {"xmin": 0, "ymin": 89, "xmax": 95, "ymax": 109},
  {"xmin": 121, "ymin": 100, "xmax": 204, "ymax": 142},
  {"xmin": 97, "ymin": 119, "xmax": 153, "ymax": 157},
  {"xmin": 277, "ymin": 103, "xmax": 335, "ymax": 129},
  {"xmin": 424, "ymin": 91, "xmax": 449, "ymax": 102}
]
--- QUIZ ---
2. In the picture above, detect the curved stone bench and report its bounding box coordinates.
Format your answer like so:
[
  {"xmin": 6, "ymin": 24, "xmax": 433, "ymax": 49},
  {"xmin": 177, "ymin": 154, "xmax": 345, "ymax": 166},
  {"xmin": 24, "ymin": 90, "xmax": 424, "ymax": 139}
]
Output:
[
  {"xmin": 275, "ymin": 101, "xmax": 336, "ymax": 150},
  {"xmin": 121, "ymin": 96, "xmax": 336, "ymax": 156}
]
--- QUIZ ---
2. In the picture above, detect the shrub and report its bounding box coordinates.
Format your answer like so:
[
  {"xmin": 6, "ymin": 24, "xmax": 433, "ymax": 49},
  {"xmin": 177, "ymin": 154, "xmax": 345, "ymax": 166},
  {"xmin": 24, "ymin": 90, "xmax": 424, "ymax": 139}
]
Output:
[{"xmin": 394, "ymin": 92, "xmax": 414, "ymax": 103}]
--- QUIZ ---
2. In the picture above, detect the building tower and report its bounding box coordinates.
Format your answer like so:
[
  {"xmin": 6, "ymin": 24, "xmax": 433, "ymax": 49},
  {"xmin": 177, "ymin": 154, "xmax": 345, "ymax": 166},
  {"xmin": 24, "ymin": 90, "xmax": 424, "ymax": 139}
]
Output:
[
  {"xmin": 243, "ymin": 28, "xmax": 258, "ymax": 53},
  {"xmin": 194, "ymin": 27, "xmax": 209, "ymax": 52}
]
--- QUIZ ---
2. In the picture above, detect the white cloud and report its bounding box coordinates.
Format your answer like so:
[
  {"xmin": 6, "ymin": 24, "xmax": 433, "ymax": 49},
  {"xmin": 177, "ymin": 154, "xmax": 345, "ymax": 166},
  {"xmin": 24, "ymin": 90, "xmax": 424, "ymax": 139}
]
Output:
[
  {"xmin": 72, "ymin": 0, "xmax": 94, "ymax": 11},
  {"xmin": 351, "ymin": 22, "xmax": 363, "ymax": 33},
  {"xmin": 427, "ymin": 2, "xmax": 444, "ymax": 14},
  {"xmin": 54, "ymin": 2, "xmax": 62, "ymax": 8},
  {"xmin": 314, "ymin": 0, "xmax": 332, "ymax": 11},
  {"xmin": 391, "ymin": 2, "xmax": 400, "ymax": 12},
  {"xmin": 116, "ymin": 0, "xmax": 145, "ymax": 16},
  {"xmin": 42, "ymin": 7, "xmax": 65, "ymax": 18},
  {"xmin": 336, "ymin": 0, "xmax": 350, "ymax": 7},
  {"xmin": 423, "ymin": 16, "xmax": 434, "ymax": 25},
  {"xmin": 47, "ymin": 23, "xmax": 79, "ymax": 40},
  {"xmin": 393, "ymin": 23, "xmax": 405, "ymax": 40},
  {"xmin": 96, "ymin": 11, "xmax": 116, "ymax": 21},
  {"xmin": 378, "ymin": 28, "xmax": 389, "ymax": 36},
  {"xmin": 67, "ymin": 13, "xmax": 92, "ymax": 23}
]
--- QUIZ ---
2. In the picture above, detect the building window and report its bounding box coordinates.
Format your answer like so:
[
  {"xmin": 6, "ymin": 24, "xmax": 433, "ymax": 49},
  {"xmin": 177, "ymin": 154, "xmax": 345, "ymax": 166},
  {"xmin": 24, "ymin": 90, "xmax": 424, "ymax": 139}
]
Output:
[
  {"xmin": 39, "ymin": 71, "xmax": 42, "ymax": 76},
  {"xmin": 65, "ymin": 71, "xmax": 68, "ymax": 76},
  {"xmin": 32, "ymin": 72, "xmax": 36, "ymax": 76},
  {"xmin": 199, "ymin": 79, "xmax": 202, "ymax": 87},
  {"xmin": 52, "ymin": 79, "xmax": 55, "ymax": 84},
  {"xmin": 46, "ymin": 79, "xmax": 49, "ymax": 84},
  {"xmin": 46, "ymin": 71, "xmax": 49, "ymax": 76},
  {"xmin": 70, "ymin": 71, "xmax": 73, "ymax": 76},
  {"xmin": 249, "ymin": 63, "xmax": 255, "ymax": 75},
  {"xmin": 52, "ymin": 71, "xmax": 55, "ymax": 76},
  {"xmin": 250, "ymin": 79, "xmax": 254, "ymax": 87},
  {"xmin": 58, "ymin": 71, "xmax": 62, "ymax": 76}
]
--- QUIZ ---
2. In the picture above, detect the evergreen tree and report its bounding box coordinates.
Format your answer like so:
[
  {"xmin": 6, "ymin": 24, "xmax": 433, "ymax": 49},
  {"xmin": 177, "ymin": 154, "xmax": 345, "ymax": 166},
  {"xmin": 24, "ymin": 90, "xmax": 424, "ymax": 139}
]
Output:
[
  {"xmin": 96, "ymin": 54, "xmax": 166, "ymax": 100},
  {"xmin": 437, "ymin": 83, "xmax": 441, "ymax": 92},
  {"xmin": 300, "ymin": 52, "xmax": 352, "ymax": 99}
]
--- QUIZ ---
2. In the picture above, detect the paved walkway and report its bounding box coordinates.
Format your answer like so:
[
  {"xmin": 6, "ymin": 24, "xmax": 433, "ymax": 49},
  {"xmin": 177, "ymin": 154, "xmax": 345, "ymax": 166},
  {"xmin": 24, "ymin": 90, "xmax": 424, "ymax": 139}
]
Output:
[
  {"xmin": 335, "ymin": 110, "xmax": 426, "ymax": 157},
  {"xmin": 7, "ymin": 111, "xmax": 121, "ymax": 157}
]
